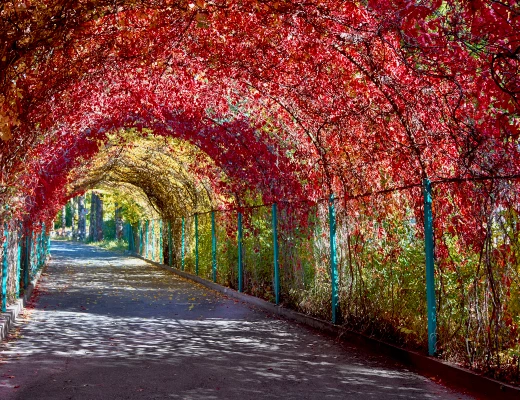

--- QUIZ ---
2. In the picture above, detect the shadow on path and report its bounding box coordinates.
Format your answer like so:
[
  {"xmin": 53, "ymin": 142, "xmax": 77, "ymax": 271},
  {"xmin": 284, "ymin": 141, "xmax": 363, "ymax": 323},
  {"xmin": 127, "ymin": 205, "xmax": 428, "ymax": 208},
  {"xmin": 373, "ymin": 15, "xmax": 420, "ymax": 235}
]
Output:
[{"xmin": 0, "ymin": 241, "xmax": 472, "ymax": 399}]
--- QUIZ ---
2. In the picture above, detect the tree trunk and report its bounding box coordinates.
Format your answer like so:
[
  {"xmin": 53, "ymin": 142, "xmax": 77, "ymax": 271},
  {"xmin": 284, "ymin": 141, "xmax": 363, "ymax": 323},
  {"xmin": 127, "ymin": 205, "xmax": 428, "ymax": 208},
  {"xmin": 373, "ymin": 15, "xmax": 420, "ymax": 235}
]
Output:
[
  {"xmin": 61, "ymin": 205, "xmax": 66, "ymax": 236},
  {"xmin": 115, "ymin": 204, "xmax": 123, "ymax": 240},
  {"xmin": 78, "ymin": 195, "xmax": 86, "ymax": 241},
  {"xmin": 88, "ymin": 193, "xmax": 96, "ymax": 242},
  {"xmin": 71, "ymin": 197, "xmax": 77, "ymax": 239},
  {"xmin": 95, "ymin": 193, "xmax": 103, "ymax": 241}
]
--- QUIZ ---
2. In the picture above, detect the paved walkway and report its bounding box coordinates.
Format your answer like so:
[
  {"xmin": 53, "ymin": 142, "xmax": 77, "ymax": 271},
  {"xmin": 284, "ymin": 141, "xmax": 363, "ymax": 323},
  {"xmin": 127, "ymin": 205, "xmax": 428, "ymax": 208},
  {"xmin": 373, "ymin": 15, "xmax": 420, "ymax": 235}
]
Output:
[{"xmin": 0, "ymin": 241, "xmax": 472, "ymax": 399}]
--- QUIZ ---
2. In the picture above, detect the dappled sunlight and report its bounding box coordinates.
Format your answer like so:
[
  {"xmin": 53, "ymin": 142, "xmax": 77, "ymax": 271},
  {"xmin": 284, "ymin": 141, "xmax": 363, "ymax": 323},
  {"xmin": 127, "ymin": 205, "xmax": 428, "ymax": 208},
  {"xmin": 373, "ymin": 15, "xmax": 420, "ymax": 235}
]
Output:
[
  {"xmin": 0, "ymin": 241, "xmax": 470, "ymax": 399},
  {"xmin": 2, "ymin": 313, "xmax": 292, "ymax": 361},
  {"xmin": 1, "ymin": 1, "xmax": 518, "ymax": 387}
]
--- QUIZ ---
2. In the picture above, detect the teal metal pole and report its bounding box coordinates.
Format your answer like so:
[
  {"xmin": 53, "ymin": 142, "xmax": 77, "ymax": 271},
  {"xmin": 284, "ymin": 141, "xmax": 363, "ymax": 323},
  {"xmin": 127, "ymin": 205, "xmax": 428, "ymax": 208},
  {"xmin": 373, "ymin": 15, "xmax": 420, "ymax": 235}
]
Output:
[
  {"xmin": 131, "ymin": 223, "xmax": 135, "ymax": 251},
  {"xmin": 42, "ymin": 222, "xmax": 47, "ymax": 265},
  {"xmin": 195, "ymin": 214, "xmax": 199, "ymax": 275},
  {"xmin": 34, "ymin": 230, "xmax": 37, "ymax": 272},
  {"xmin": 34, "ymin": 231, "xmax": 37, "ymax": 273},
  {"xmin": 41, "ymin": 222, "xmax": 46, "ymax": 266},
  {"xmin": 329, "ymin": 194, "xmax": 339, "ymax": 324},
  {"xmin": 238, "ymin": 212, "xmax": 243, "ymax": 293},
  {"xmin": 31, "ymin": 231, "xmax": 35, "ymax": 277},
  {"xmin": 130, "ymin": 224, "xmax": 134, "ymax": 252},
  {"xmin": 36, "ymin": 227, "xmax": 40, "ymax": 269},
  {"xmin": 36, "ymin": 228, "xmax": 40, "ymax": 269},
  {"xmin": 181, "ymin": 217, "xmax": 185, "ymax": 271},
  {"xmin": 40, "ymin": 231, "xmax": 44, "ymax": 266},
  {"xmin": 159, "ymin": 220, "xmax": 163, "ymax": 264},
  {"xmin": 33, "ymin": 231, "xmax": 37, "ymax": 274},
  {"xmin": 39, "ymin": 228, "xmax": 43, "ymax": 267},
  {"xmin": 16, "ymin": 229, "xmax": 21, "ymax": 298},
  {"xmin": 127, "ymin": 223, "xmax": 132, "ymax": 251},
  {"xmin": 132, "ymin": 224, "xmax": 136, "ymax": 251},
  {"xmin": 168, "ymin": 221, "xmax": 173, "ymax": 267},
  {"xmin": 46, "ymin": 224, "xmax": 50, "ymax": 256},
  {"xmin": 423, "ymin": 178, "xmax": 437, "ymax": 356},
  {"xmin": 211, "ymin": 211, "xmax": 217, "ymax": 282},
  {"xmin": 272, "ymin": 203, "xmax": 280, "ymax": 305},
  {"xmin": 39, "ymin": 231, "xmax": 41, "ymax": 268},
  {"xmin": 151, "ymin": 220, "xmax": 156, "ymax": 261},
  {"xmin": 145, "ymin": 220, "xmax": 149, "ymax": 259},
  {"xmin": 138, "ymin": 222, "xmax": 142, "ymax": 255},
  {"xmin": 24, "ymin": 231, "xmax": 31, "ymax": 289},
  {"xmin": 2, "ymin": 224, "xmax": 9, "ymax": 312}
]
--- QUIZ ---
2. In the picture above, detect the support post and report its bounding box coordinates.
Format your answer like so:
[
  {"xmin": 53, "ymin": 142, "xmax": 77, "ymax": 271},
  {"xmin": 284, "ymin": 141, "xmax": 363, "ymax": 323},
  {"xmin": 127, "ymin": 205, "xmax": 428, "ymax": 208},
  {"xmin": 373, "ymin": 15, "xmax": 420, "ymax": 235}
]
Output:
[
  {"xmin": 145, "ymin": 220, "xmax": 149, "ymax": 259},
  {"xmin": 195, "ymin": 214, "xmax": 199, "ymax": 275},
  {"xmin": 35, "ymin": 227, "xmax": 40, "ymax": 270},
  {"xmin": 24, "ymin": 231, "xmax": 31, "ymax": 289},
  {"xmin": 35, "ymin": 230, "xmax": 39, "ymax": 272},
  {"xmin": 168, "ymin": 221, "xmax": 173, "ymax": 267},
  {"xmin": 33, "ymin": 231, "xmax": 37, "ymax": 273},
  {"xmin": 39, "ymin": 228, "xmax": 42, "ymax": 268},
  {"xmin": 181, "ymin": 217, "xmax": 185, "ymax": 271},
  {"xmin": 41, "ymin": 222, "xmax": 47, "ymax": 265},
  {"xmin": 38, "ymin": 230, "xmax": 41, "ymax": 268},
  {"xmin": 151, "ymin": 220, "xmax": 156, "ymax": 261},
  {"xmin": 211, "ymin": 211, "xmax": 217, "ymax": 282},
  {"xmin": 127, "ymin": 223, "xmax": 132, "ymax": 251},
  {"xmin": 41, "ymin": 223, "xmax": 44, "ymax": 265},
  {"xmin": 329, "ymin": 194, "xmax": 339, "ymax": 324},
  {"xmin": 237, "ymin": 212, "xmax": 243, "ymax": 293},
  {"xmin": 131, "ymin": 223, "xmax": 135, "ymax": 251},
  {"xmin": 46, "ymin": 224, "xmax": 50, "ymax": 256},
  {"xmin": 2, "ymin": 224, "xmax": 8, "ymax": 312},
  {"xmin": 35, "ymin": 228, "xmax": 39, "ymax": 269},
  {"xmin": 272, "ymin": 203, "xmax": 280, "ymax": 305},
  {"xmin": 138, "ymin": 222, "xmax": 143, "ymax": 255},
  {"xmin": 423, "ymin": 178, "xmax": 437, "ymax": 356},
  {"xmin": 16, "ymin": 227, "xmax": 21, "ymax": 298},
  {"xmin": 159, "ymin": 220, "xmax": 163, "ymax": 264}
]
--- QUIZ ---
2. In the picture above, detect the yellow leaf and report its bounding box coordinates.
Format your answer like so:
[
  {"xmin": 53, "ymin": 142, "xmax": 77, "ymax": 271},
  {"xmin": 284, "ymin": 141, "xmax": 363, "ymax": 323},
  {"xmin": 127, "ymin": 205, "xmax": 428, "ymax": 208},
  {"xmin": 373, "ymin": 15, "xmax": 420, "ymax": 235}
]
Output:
[{"xmin": 0, "ymin": 113, "xmax": 12, "ymax": 141}]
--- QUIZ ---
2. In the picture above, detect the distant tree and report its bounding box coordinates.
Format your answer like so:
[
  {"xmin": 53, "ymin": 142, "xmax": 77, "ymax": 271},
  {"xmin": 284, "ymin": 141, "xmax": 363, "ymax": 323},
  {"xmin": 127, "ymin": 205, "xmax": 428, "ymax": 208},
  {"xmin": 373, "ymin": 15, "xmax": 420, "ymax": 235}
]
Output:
[
  {"xmin": 95, "ymin": 193, "xmax": 103, "ymax": 241},
  {"xmin": 88, "ymin": 192, "xmax": 98, "ymax": 241},
  {"xmin": 115, "ymin": 203, "xmax": 123, "ymax": 240},
  {"xmin": 70, "ymin": 197, "xmax": 77, "ymax": 238},
  {"xmin": 88, "ymin": 192, "xmax": 103, "ymax": 241},
  {"xmin": 78, "ymin": 195, "xmax": 86, "ymax": 241},
  {"xmin": 61, "ymin": 205, "xmax": 66, "ymax": 236}
]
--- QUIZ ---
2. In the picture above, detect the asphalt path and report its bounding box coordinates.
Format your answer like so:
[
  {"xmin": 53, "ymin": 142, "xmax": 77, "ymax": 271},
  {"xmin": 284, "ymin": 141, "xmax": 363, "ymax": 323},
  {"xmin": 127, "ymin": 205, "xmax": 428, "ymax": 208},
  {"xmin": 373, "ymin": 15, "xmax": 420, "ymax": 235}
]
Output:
[{"xmin": 0, "ymin": 240, "xmax": 472, "ymax": 399}]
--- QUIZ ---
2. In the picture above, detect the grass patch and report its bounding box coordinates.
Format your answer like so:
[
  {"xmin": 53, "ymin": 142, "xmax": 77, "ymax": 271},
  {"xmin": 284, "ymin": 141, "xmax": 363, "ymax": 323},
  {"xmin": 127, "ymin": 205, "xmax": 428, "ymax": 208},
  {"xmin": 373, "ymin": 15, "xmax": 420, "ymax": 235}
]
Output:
[{"xmin": 89, "ymin": 239, "xmax": 129, "ymax": 253}]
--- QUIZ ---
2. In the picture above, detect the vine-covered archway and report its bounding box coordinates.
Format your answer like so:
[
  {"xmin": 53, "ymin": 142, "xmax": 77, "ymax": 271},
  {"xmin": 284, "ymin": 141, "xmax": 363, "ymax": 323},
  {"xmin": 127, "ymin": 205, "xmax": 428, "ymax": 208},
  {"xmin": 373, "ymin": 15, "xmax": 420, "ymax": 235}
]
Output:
[{"xmin": 0, "ymin": 0, "xmax": 519, "ymax": 383}]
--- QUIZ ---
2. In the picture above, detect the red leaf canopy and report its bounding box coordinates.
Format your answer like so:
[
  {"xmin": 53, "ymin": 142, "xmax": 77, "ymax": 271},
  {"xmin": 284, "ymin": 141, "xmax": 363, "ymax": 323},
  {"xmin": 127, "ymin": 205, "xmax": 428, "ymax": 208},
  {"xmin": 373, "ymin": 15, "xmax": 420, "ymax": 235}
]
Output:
[{"xmin": 0, "ymin": 0, "xmax": 518, "ymax": 243}]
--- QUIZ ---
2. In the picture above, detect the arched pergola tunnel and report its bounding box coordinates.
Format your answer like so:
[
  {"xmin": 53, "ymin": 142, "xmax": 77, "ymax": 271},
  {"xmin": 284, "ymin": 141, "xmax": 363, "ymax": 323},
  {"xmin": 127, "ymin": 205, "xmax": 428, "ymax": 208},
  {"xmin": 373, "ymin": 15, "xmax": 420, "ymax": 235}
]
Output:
[{"xmin": 0, "ymin": 0, "xmax": 519, "ymax": 385}]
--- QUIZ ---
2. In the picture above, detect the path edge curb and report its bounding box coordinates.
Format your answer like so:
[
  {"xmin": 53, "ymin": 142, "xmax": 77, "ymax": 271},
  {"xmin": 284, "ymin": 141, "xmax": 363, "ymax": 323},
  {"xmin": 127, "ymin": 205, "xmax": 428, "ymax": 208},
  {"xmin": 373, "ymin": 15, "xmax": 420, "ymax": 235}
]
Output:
[
  {"xmin": 132, "ymin": 252, "xmax": 518, "ymax": 399},
  {"xmin": 0, "ymin": 264, "xmax": 47, "ymax": 342}
]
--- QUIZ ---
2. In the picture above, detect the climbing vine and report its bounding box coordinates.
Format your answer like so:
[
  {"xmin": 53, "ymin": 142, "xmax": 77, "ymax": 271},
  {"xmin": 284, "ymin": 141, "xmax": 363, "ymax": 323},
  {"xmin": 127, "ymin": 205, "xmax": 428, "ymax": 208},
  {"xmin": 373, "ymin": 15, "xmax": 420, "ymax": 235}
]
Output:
[{"xmin": 0, "ymin": 0, "xmax": 519, "ymax": 383}]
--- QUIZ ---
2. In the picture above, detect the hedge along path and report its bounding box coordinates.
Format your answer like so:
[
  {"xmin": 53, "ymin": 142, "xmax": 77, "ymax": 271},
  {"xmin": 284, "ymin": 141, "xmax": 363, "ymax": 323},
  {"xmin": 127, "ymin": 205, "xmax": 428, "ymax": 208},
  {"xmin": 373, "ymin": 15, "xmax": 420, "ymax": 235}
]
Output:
[{"xmin": 0, "ymin": 240, "xmax": 472, "ymax": 399}]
